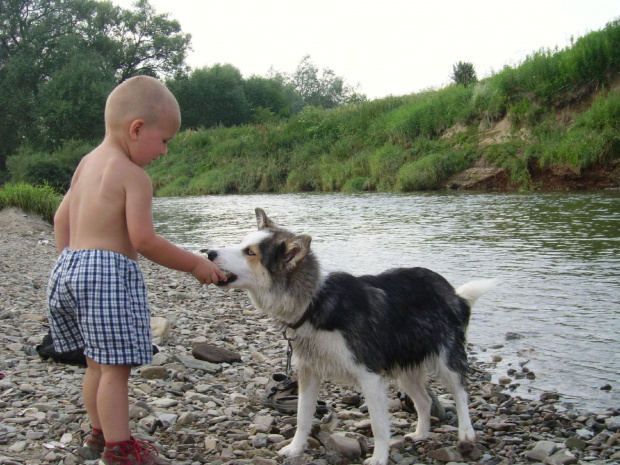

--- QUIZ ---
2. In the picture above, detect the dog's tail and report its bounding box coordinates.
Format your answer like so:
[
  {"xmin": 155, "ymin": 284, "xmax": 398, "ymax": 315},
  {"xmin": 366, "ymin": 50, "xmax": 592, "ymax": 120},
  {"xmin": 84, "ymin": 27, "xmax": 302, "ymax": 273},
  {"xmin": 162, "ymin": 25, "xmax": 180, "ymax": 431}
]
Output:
[{"xmin": 456, "ymin": 279, "xmax": 498, "ymax": 306}]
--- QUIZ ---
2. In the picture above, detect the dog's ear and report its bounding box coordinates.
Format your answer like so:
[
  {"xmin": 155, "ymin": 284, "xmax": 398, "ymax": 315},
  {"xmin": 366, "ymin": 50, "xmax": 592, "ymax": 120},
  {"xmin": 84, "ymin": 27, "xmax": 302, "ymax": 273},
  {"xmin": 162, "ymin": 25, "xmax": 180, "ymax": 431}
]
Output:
[
  {"xmin": 255, "ymin": 208, "xmax": 276, "ymax": 230},
  {"xmin": 284, "ymin": 235, "xmax": 312, "ymax": 270}
]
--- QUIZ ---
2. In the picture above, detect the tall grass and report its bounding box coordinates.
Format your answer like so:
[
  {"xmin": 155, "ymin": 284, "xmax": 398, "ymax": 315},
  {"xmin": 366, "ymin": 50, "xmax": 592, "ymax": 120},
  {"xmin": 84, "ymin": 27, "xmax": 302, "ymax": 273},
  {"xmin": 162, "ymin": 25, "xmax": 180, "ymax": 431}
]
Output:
[{"xmin": 0, "ymin": 184, "xmax": 61, "ymax": 224}]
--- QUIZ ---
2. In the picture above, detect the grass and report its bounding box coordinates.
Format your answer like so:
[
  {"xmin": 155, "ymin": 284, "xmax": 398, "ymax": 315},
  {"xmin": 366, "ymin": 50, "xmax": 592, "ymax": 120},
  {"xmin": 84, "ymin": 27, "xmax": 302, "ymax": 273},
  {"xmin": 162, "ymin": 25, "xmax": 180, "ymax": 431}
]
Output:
[{"xmin": 0, "ymin": 184, "xmax": 62, "ymax": 224}]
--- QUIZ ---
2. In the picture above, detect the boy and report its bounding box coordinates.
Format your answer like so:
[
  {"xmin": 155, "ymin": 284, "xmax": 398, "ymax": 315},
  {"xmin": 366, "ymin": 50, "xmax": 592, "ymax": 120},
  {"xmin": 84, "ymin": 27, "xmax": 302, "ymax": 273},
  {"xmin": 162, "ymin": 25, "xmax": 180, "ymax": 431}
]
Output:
[{"xmin": 47, "ymin": 75, "xmax": 227, "ymax": 464}]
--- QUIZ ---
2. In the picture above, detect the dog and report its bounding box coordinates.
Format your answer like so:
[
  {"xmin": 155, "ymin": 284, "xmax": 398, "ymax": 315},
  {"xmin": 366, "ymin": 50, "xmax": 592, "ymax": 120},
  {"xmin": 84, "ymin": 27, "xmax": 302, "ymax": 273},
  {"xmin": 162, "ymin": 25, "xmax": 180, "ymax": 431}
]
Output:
[{"xmin": 208, "ymin": 208, "xmax": 496, "ymax": 465}]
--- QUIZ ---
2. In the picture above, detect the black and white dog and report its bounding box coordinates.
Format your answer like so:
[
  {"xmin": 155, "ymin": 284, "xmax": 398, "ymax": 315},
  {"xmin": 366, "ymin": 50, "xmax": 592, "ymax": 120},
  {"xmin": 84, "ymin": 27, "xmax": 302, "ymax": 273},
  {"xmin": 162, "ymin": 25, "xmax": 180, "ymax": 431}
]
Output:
[{"xmin": 208, "ymin": 208, "xmax": 496, "ymax": 465}]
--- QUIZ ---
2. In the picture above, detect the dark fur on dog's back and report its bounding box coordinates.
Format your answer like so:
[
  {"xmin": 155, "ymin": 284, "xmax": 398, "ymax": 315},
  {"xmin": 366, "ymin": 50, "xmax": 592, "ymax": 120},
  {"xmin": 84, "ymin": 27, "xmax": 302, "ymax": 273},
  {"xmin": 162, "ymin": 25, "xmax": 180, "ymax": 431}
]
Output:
[{"xmin": 302, "ymin": 267, "xmax": 471, "ymax": 380}]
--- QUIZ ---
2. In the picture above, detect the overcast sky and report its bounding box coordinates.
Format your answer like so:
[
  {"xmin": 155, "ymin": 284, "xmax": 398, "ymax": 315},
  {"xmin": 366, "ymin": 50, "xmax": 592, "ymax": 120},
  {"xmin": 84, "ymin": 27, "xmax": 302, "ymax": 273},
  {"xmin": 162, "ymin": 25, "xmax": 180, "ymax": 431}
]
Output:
[{"xmin": 113, "ymin": 0, "xmax": 620, "ymax": 99}]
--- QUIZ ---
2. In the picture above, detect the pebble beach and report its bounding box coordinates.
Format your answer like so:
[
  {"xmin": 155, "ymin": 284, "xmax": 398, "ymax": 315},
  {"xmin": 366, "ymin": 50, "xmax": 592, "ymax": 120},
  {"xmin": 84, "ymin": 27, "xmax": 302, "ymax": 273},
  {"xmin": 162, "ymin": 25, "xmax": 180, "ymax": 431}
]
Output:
[{"xmin": 0, "ymin": 207, "xmax": 618, "ymax": 465}]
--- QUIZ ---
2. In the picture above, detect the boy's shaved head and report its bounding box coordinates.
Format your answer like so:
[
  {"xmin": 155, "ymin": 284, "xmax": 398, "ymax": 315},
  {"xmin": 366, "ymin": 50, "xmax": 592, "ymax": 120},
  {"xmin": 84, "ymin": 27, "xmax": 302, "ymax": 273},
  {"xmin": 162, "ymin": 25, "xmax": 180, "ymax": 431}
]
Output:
[{"xmin": 105, "ymin": 75, "xmax": 180, "ymax": 134}]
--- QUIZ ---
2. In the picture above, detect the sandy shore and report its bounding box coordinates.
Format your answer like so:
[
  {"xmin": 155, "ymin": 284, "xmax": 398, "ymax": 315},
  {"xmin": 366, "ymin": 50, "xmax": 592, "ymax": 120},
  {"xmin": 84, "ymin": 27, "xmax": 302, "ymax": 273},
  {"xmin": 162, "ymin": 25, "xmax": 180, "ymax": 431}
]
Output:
[{"xmin": 0, "ymin": 207, "xmax": 618, "ymax": 465}]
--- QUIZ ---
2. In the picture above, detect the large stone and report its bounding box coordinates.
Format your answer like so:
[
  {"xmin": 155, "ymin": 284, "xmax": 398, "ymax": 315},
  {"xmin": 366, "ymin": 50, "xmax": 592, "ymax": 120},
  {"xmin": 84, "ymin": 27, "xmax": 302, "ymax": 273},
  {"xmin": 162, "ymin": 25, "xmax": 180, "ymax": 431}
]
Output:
[
  {"xmin": 150, "ymin": 316, "xmax": 171, "ymax": 341},
  {"xmin": 192, "ymin": 343, "xmax": 242, "ymax": 363},
  {"xmin": 173, "ymin": 354, "xmax": 221, "ymax": 373},
  {"xmin": 525, "ymin": 440, "xmax": 559, "ymax": 461},
  {"xmin": 546, "ymin": 449, "xmax": 577, "ymax": 465},
  {"xmin": 324, "ymin": 433, "xmax": 362, "ymax": 461},
  {"xmin": 605, "ymin": 416, "xmax": 620, "ymax": 432},
  {"xmin": 426, "ymin": 446, "xmax": 463, "ymax": 462},
  {"xmin": 140, "ymin": 366, "xmax": 168, "ymax": 380}
]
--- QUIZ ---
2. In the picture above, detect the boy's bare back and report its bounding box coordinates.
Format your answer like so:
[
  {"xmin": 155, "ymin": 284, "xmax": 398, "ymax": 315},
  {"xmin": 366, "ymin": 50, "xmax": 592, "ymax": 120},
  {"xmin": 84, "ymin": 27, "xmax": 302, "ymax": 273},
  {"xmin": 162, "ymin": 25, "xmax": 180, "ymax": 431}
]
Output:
[
  {"xmin": 54, "ymin": 76, "xmax": 226, "ymax": 284},
  {"xmin": 59, "ymin": 146, "xmax": 149, "ymax": 260}
]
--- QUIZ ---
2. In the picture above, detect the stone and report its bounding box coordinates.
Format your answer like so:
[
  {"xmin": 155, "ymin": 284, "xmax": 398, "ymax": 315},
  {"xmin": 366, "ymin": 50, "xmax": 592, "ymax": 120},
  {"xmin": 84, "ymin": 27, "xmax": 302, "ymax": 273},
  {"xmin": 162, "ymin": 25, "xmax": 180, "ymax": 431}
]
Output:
[
  {"xmin": 150, "ymin": 316, "xmax": 171, "ymax": 341},
  {"xmin": 192, "ymin": 343, "xmax": 242, "ymax": 363},
  {"xmin": 172, "ymin": 353, "xmax": 221, "ymax": 373},
  {"xmin": 564, "ymin": 436, "xmax": 587, "ymax": 451},
  {"xmin": 546, "ymin": 449, "xmax": 577, "ymax": 465},
  {"xmin": 525, "ymin": 440, "xmax": 559, "ymax": 461},
  {"xmin": 426, "ymin": 446, "xmax": 463, "ymax": 462},
  {"xmin": 140, "ymin": 366, "xmax": 169, "ymax": 380},
  {"xmin": 605, "ymin": 416, "xmax": 620, "ymax": 431},
  {"xmin": 324, "ymin": 434, "xmax": 362, "ymax": 461}
]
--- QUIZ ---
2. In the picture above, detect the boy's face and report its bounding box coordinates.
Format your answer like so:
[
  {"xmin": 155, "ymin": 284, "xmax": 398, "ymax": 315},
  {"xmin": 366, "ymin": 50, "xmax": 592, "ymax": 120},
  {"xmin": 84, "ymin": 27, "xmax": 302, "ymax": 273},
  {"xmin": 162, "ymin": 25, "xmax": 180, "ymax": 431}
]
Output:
[{"xmin": 130, "ymin": 111, "xmax": 180, "ymax": 168}]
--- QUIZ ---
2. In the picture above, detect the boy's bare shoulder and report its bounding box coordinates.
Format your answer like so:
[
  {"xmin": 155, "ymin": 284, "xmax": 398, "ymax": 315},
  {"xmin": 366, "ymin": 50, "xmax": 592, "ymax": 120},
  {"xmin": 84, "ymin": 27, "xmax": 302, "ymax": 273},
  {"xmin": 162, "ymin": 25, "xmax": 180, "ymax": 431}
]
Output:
[{"xmin": 76, "ymin": 146, "xmax": 150, "ymax": 188}]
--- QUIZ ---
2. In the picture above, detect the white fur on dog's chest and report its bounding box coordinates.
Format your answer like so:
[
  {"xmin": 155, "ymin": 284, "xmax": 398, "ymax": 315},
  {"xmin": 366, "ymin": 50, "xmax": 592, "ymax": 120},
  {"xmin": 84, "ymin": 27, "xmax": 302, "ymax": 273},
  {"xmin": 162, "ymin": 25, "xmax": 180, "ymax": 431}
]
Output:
[{"xmin": 292, "ymin": 327, "xmax": 361, "ymax": 383}]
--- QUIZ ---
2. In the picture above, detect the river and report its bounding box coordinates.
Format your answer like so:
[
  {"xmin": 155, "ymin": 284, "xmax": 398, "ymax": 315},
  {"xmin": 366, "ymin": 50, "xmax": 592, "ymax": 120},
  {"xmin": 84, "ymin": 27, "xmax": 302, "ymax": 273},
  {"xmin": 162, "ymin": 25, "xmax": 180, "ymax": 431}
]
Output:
[{"xmin": 152, "ymin": 191, "xmax": 620, "ymax": 412}]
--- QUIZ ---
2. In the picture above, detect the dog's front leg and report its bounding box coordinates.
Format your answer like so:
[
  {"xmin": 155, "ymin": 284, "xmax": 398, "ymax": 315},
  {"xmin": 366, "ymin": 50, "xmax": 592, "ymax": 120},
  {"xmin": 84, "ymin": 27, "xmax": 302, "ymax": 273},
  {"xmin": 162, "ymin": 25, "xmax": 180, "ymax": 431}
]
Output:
[
  {"xmin": 358, "ymin": 371, "xmax": 390, "ymax": 465},
  {"xmin": 278, "ymin": 369, "xmax": 321, "ymax": 458}
]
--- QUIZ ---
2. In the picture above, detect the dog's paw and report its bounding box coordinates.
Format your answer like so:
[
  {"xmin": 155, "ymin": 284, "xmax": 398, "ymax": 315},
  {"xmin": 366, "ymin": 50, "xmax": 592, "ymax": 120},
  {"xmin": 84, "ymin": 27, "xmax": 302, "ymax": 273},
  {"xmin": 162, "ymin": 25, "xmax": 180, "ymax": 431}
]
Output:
[
  {"xmin": 278, "ymin": 442, "xmax": 304, "ymax": 457},
  {"xmin": 458, "ymin": 425, "xmax": 476, "ymax": 443},
  {"xmin": 404, "ymin": 431, "xmax": 428, "ymax": 442},
  {"xmin": 364, "ymin": 456, "xmax": 388, "ymax": 465}
]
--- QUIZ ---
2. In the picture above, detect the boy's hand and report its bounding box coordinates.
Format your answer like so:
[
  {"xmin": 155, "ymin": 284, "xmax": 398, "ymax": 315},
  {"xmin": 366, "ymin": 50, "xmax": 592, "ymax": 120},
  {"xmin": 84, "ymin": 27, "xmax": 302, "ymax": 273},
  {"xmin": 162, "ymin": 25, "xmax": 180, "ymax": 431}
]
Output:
[{"xmin": 191, "ymin": 256, "xmax": 228, "ymax": 285}]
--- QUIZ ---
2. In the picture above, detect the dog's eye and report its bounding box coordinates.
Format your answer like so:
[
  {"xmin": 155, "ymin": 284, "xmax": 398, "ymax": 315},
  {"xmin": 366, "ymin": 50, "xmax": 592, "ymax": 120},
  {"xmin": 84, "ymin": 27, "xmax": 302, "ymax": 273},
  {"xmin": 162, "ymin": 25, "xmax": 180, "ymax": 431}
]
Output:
[{"xmin": 244, "ymin": 248, "xmax": 255, "ymax": 256}]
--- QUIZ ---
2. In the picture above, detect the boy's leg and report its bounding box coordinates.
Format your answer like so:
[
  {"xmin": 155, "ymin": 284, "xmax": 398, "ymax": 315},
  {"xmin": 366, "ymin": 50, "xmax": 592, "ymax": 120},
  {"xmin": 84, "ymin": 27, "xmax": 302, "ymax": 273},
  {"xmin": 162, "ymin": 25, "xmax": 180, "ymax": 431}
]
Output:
[
  {"xmin": 83, "ymin": 357, "xmax": 105, "ymax": 454},
  {"xmin": 84, "ymin": 356, "xmax": 103, "ymax": 429},
  {"xmin": 98, "ymin": 364, "xmax": 132, "ymax": 443}
]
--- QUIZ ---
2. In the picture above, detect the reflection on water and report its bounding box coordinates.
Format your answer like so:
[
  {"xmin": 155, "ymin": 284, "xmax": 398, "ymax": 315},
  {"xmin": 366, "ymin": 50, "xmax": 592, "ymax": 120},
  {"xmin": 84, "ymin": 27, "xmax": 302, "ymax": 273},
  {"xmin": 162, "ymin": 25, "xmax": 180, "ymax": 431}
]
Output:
[{"xmin": 153, "ymin": 191, "xmax": 620, "ymax": 412}]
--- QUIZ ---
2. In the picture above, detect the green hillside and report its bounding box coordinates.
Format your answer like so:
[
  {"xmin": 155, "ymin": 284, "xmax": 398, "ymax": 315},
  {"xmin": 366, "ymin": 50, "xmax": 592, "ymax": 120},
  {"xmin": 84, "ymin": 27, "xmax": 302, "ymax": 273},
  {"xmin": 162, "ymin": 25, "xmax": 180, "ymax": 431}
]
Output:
[{"xmin": 146, "ymin": 19, "xmax": 620, "ymax": 195}]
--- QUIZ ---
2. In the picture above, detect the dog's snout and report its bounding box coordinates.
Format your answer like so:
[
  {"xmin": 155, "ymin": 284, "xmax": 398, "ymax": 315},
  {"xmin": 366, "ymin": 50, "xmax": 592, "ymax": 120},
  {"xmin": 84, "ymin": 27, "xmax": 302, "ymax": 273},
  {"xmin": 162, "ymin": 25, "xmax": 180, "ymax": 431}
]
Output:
[{"xmin": 207, "ymin": 250, "xmax": 218, "ymax": 261}]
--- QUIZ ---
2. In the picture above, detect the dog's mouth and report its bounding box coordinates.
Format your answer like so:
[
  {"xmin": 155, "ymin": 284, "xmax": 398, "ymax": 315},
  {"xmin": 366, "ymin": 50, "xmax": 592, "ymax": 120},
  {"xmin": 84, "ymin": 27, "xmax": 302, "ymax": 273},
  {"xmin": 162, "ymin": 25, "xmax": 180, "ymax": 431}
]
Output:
[{"xmin": 217, "ymin": 270, "xmax": 237, "ymax": 286}]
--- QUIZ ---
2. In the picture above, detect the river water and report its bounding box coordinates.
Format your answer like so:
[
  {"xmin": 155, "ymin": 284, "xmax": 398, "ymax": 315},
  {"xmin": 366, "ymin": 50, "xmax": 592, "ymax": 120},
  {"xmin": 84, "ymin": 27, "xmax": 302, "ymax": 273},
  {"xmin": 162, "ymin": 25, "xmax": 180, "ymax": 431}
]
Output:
[{"xmin": 152, "ymin": 191, "xmax": 620, "ymax": 412}]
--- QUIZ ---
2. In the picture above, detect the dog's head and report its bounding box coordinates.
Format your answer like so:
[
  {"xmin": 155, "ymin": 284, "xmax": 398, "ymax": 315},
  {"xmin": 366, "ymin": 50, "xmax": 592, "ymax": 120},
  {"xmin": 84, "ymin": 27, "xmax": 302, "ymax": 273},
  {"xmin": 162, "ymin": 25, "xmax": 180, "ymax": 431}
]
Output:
[{"xmin": 207, "ymin": 208, "xmax": 315, "ymax": 293}]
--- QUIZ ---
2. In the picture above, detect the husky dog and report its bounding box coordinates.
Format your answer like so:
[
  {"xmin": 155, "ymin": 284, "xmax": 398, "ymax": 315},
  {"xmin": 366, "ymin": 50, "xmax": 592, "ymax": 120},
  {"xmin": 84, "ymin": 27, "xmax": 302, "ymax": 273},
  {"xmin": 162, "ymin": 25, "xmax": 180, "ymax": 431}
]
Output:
[{"xmin": 208, "ymin": 208, "xmax": 496, "ymax": 465}]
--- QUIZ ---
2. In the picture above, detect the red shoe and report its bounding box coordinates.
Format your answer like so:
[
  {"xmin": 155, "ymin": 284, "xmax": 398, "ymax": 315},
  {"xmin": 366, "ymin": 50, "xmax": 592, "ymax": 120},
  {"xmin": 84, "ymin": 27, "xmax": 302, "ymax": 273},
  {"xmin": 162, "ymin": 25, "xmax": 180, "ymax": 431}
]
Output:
[
  {"xmin": 99, "ymin": 437, "xmax": 167, "ymax": 464},
  {"xmin": 84, "ymin": 429, "xmax": 105, "ymax": 455}
]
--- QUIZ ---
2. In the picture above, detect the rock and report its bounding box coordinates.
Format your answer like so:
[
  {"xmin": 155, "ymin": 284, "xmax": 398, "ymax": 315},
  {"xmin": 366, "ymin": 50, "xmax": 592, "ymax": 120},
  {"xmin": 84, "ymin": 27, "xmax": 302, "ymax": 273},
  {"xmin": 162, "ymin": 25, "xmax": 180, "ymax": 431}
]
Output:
[
  {"xmin": 324, "ymin": 434, "xmax": 361, "ymax": 461},
  {"xmin": 605, "ymin": 416, "xmax": 620, "ymax": 431},
  {"xmin": 9, "ymin": 440, "xmax": 28, "ymax": 453},
  {"xmin": 486, "ymin": 422, "xmax": 516, "ymax": 431},
  {"xmin": 172, "ymin": 353, "xmax": 221, "ymax": 373},
  {"xmin": 140, "ymin": 366, "xmax": 169, "ymax": 380},
  {"xmin": 426, "ymin": 446, "xmax": 463, "ymax": 462},
  {"xmin": 525, "ymin": 440, "xmax": 559, "ymax": 461},
  {"xmin": 192, "ymin": 343, "xmax": 242, "ymax": 363},
  {"xmin": 546, "ymin": 449, "xmax": 577, "ymax": 465},
  {"xmin": 150, "ymin": 316, "xmax": 171, "ymax": 341},
  {"xmin": 564, "ymin": 436, "xmax": 587, "ymax": 451},
  {"xmin": 252, "ymin": 433, "xmax": 269, "ymax": 448}
]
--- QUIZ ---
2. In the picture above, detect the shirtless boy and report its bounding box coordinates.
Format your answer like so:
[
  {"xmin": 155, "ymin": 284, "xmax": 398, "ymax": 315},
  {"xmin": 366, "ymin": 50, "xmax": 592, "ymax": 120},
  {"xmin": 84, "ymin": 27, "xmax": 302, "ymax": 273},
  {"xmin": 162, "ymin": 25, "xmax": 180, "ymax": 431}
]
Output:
[{"xmin": 47, "ymin": 75, "xmax": 226, "ymax": 464}]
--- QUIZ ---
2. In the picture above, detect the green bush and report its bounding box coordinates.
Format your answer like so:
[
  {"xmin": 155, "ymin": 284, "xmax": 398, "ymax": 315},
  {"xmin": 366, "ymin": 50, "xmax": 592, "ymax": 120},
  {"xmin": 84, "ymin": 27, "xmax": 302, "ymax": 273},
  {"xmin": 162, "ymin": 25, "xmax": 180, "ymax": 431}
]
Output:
[
  {"xmin": 342, "ymin": 176, "xmax": 372, "ymax": 192},
  {"xmin": 0, "ymin": 183, "xmax": 61, "ymax": 223},
  {"xmin": 397, "ymin": 151, "xmax": 468, "ymax": 191},
  {"xmin": 6, "ymin": 140, "xmax": 92, "ymax": 191}
]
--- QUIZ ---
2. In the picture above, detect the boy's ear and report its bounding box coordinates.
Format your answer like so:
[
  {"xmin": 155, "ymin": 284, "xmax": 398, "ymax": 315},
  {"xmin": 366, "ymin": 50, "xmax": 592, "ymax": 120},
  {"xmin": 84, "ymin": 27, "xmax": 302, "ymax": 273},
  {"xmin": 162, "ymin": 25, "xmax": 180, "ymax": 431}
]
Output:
[{"xmin": 129, "ymin": 119, "xmax": 145, "ymax": 140}]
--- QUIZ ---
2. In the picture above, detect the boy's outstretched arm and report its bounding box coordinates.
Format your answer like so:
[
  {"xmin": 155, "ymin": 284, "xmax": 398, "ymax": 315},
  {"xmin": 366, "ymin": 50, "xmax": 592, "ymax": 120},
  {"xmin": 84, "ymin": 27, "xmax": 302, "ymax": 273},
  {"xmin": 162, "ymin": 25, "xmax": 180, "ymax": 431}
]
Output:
[{"xmin": 125, "ymin": 171, "xmax": 227, "ymax": 284}]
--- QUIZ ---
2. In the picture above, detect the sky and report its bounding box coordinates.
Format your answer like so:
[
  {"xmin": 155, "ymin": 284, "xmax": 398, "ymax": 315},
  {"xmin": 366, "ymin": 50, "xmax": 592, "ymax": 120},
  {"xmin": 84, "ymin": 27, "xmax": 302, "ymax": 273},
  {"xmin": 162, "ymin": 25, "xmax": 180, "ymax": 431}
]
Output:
[{"xmin": 112, "ymin": 0, "xmax": 620, "ymax": 100}]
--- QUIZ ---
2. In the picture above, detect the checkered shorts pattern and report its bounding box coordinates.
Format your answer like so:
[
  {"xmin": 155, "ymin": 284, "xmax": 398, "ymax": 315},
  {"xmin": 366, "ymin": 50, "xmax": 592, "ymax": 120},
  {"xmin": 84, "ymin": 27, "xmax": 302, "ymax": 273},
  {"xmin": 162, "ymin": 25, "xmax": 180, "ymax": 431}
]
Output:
[{"xmin": 47, "ymin": 248, "xmax": 153, "ymax": 366}]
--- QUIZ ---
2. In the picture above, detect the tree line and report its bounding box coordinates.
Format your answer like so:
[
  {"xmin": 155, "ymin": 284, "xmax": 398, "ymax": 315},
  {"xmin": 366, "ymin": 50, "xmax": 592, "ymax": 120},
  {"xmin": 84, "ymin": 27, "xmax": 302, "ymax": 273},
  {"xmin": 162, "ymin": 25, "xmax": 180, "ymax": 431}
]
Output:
[{"xmin": 0, "ymin": 0, "xmax": 364, "ymax": 179}]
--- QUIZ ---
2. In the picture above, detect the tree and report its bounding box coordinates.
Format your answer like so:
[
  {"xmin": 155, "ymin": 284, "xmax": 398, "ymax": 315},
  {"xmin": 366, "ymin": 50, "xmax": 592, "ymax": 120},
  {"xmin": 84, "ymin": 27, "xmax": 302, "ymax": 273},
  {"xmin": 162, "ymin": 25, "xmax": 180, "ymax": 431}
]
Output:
[
  {"xmin": 0, "ymin": 0, "xmax": 191, "ymax": 171},
  {"xmin": 167, "ymin": 64, "xmax": 249, "ymax": 130},
  {"xmin": 243, "ymin": 75, "xmax": 302, "ymax": 122},
  {"xmin": 114, "ymin": 0, "xmax": 191, "ymax": 82},
  {"xmin": 451, "ymin": 61, "xmax": 478, "ymax": 87},
  {"xmin": 35, "ymin": 51, "xmax": 116, "ymax": 148},
  {"xmin": 290, "ymin": 55, "xmax": 365, "ymax": 108}
]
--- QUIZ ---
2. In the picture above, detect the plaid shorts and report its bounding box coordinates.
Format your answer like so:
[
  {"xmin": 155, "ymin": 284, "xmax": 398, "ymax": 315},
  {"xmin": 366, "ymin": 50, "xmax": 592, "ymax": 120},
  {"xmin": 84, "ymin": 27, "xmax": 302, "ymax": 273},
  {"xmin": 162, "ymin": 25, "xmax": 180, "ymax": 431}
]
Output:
[{"xmin": 47, "ymin": 248, "xmax": 153, "ymax": 366}]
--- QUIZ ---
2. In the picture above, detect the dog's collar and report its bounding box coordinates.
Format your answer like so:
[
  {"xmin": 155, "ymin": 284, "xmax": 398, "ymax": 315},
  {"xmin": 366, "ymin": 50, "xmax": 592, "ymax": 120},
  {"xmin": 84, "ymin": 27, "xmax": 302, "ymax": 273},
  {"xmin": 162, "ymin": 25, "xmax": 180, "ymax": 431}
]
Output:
[{"xmin": 287, "ymin": 307, "xmax": 312, "ymax": 330}]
